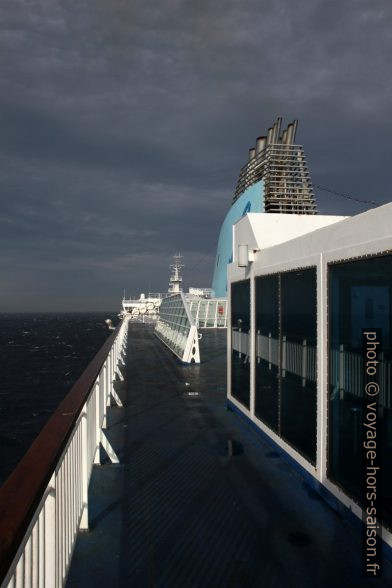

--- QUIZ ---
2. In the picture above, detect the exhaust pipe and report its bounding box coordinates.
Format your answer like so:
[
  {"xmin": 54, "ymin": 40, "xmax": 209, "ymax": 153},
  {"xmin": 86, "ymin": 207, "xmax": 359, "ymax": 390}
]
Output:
[{"xmin": 255, "ymin": 136, "xmax": 267, "ymax": 154}]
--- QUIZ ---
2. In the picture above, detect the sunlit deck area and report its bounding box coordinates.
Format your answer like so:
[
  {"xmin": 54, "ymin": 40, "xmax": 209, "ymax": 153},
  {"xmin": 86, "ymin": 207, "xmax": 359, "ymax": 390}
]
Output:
[{"xmin": 66, "ymin": 324, "xmax": 392, "ymax": 587}]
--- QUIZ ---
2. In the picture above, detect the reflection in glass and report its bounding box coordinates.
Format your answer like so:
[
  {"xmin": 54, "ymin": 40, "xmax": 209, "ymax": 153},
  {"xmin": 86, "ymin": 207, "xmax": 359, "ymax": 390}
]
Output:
[
  {"xmin": 255, "ymin": 275, "xmax": 279, "ymax": 431},
  {"xmin": 329, "ymin": 255, "xmax": 392, "ymax": 528},
  {"xmin": 231, "ymin": 280, "xmax": 250, "ymax": 408},
  {"xmin": 281, "ymin": 269, "xmax": 317, "ymax": 463},
  {"xmin": 255, "ymin": 269, "xmax": 317, "ymax": 463}
]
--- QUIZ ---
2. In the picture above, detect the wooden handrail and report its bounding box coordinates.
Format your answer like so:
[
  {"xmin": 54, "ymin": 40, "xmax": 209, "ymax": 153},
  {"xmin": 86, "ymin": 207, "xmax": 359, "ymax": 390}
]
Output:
[{"xmin": 0, "ymin": 322, "xmax": 122, "ymax": 583}]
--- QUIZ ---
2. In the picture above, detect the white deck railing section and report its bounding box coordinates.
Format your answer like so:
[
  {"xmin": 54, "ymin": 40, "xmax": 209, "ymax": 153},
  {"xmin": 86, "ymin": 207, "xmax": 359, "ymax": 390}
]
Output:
[
  {"xmin": 1, "ymin": 316, "xmax": 130, "ymax": 588},
  {"xmin": 155, "ymin": 294, "xmax": 200, "ymax": 363},
  {"xmin": 188, "ymin": 299, "xmax": 228, "ymax": 329}
]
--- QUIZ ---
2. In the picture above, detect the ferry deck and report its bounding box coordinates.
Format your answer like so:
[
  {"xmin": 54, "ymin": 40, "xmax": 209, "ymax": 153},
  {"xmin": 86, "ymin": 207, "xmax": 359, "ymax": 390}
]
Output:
[
  {"xmin": 63, "ymin": 324, "xmax": 391, "ymax": 587},
  {"xmin": 1, "ymin": 120, "xmax": 392, "ymax": 586}
]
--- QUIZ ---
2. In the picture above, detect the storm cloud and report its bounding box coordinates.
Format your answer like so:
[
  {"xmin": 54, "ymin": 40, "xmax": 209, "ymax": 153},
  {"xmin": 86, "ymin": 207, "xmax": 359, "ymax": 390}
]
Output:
[{"xmin": 1, "ymin": 0, "xmax": 391, "ymax": 310}]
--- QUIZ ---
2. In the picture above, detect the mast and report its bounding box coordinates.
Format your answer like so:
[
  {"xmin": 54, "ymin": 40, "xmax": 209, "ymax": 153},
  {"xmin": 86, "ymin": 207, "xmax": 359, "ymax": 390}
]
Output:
[{"xmin": 168, "ymin": 253, "xmax": 184, "ymax": 293}]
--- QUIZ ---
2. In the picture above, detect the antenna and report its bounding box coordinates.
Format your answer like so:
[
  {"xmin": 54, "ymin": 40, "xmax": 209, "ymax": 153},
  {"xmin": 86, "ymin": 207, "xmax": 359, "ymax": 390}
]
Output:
[{"xmin": 168, "ymin": 253, "xmax": 184, "ymax": 293}]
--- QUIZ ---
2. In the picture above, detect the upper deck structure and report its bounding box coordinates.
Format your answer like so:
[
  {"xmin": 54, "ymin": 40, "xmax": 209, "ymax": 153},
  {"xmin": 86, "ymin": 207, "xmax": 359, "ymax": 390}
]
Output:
[{"xmin": 212, "ymin": 118, "xmax": 316, "ymax": 298}]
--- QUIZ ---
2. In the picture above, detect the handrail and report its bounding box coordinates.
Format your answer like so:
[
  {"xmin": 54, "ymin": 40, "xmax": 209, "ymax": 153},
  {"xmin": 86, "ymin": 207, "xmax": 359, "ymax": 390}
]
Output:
[{"xmin": 0, "ymin": 319, "xmax": 128, "ymax": 586}]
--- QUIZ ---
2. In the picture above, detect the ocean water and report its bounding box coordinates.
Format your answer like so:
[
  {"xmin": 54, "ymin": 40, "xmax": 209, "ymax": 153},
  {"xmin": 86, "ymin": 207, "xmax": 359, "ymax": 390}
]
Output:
[{"xmin": 0, "ymin": 312, "xmax": 119, "ymax": 486}]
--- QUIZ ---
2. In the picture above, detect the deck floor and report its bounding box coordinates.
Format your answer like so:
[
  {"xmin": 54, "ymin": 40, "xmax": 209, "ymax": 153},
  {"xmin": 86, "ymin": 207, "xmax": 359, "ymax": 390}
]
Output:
[{"xmin": 67, "ymin": 324, "xmax": 392, "ymax": 587}]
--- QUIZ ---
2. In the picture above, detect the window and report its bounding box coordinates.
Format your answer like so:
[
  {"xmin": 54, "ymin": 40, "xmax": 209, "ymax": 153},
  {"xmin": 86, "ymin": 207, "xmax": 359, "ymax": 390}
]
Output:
[
  {"xmin": 255, "ymin": 275, "xmax": 279, "ymax": 432},
  {"xmin": 231, "ymin": 280, "xmax": 250, "ymax": 408},
  {"xmin": 280, "ymin": 269, "xmax": 317, "ymax": 462},
  {"xmin": 255, "ymin": 268, "xmax": 317, "ymax": 463},
  {"xmin": 329, "ymin": 255, "xmax": 392, "ymax": 528}
]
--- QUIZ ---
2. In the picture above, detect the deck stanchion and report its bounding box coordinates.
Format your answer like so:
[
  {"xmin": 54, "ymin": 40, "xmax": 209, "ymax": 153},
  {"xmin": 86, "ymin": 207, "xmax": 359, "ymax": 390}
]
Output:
[
  {"xmin": 79, "ymin": 409, "xmax": 89, "ymax": 531},
  {"xmin": 94, "ymin": 379, "xmax": 101, "ymax": 465},
  {"xmin": 45, "ymin": 476, "xmax": 56, "ymax": 588}
]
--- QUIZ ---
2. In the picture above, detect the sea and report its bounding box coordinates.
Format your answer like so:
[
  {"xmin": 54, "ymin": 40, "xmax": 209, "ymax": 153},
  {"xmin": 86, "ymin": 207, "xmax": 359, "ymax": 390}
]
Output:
[{"xmin": 0, "ymin": 312, "xmax": 119, "ymax": 486}]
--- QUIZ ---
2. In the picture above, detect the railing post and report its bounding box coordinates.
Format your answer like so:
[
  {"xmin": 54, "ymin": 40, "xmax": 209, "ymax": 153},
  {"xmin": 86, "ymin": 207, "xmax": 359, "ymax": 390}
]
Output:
[
  {"xmin": 94, "ymin": 379, "xmax": 101, "ymax": 464},
  {"xmin": 45, "ymin": 475, "xmax": 56, "ymax": 588},
  {"xmin": 105, "ymin": 350, "xmax": 112, "ymax": 408},
  {"xmin": 102, "ymin": 363, "xmax": 108, "ymax": 429},
  {"xmin": 79, "ymin": 409, "xmax": 88, "ymax": 531}
]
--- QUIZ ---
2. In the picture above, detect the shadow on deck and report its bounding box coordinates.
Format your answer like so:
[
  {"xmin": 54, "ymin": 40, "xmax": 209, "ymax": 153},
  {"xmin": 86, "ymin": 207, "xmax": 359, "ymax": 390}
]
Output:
[{"xmin": 67, "ymin": 324, "xmax": 391, "ymax": 587}]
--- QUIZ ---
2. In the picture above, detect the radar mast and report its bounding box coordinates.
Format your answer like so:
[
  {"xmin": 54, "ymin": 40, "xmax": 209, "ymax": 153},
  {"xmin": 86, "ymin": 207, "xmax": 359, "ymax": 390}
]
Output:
[{"xmin": 168, "ymin": 253, "xmax": 184, "ymax": 293}]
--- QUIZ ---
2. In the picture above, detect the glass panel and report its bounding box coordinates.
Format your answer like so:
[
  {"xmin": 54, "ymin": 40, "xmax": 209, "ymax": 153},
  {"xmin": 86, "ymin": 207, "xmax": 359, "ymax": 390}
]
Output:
[
  {"xmin": 329, "ymin": 255, "xmax": 392, "ymax": 528},
  {"xmin": 198, "ymin": 300, "xmax": 207, "ymax": 328},
  {"xmin": 255, "ymin": 275, "xmax": 279, "ymax": 432},
  {"xmin": 281, "ymin": 269, "xmax": 317, "ymax": 463},
  {"xmin": 231, "ymin": 280, "xmax": 250, "ymax": 408},
  {"xmin": 254, "ymin": 269, "xmax": 317, "ymax": 463},
  {"xmin": 155, "ymin": 293, "xmax": 192, "ymax": 360},
  {"xmin": 217, "ymin": 300, "xmax": 227, "ymax": 327},
  {"xmin": 206, "ymin": 301, "xmax": 216, "ymax": 327}
]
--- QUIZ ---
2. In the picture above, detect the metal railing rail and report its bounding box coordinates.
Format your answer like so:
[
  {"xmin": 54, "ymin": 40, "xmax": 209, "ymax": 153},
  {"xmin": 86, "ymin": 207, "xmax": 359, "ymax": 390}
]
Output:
[{"xmin": 0, "ymin": 316, "xmax": 130, "ymax": 588}]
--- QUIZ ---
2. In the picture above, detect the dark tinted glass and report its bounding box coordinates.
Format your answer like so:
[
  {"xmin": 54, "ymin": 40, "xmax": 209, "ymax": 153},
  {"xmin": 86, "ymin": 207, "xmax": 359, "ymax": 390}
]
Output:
[
  {"xmin": 231, "ymin": 280, "xmax": 250, "ymax": 408},
  {"xmin": 329, "ymin": 255, "xmax": 392, "ymax": 528},
  {"xmin": 281, "ymin": 269, "xmax": 317, "ymax": 463},
  {"xmin": 254, "ymin": 268, "xmax": 317, "ymax": 463},
  {"xmin": 255, "ymin": 275, "xmax": 279, "ymax": 431}
]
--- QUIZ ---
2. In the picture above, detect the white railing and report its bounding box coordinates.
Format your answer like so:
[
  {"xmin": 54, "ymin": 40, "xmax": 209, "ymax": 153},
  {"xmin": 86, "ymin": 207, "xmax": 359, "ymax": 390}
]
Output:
[
  {"xmin": 0, "ymin": 316, "xmax": 130, "ymax": 588},
  {"xmin": 232, "ymin": 330, "xmax": 317, "ymax": 384},
  {"xmin": 190, "ymin": 299, "xmax": 228, "ymax": 329},
  {"xmin": 330, "ymin": 346, "xmax": 392, "ymax": 408},
  {"xmin": 155, "ymin": 293, "xmax": 200, "ymax": 363}
]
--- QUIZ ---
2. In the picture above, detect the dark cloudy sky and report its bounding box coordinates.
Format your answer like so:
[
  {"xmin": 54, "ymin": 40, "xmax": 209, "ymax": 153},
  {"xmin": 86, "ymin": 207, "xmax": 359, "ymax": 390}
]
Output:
[{"xmin": 1, "ymin": 1, "xmax": 391, "ymax": 311}]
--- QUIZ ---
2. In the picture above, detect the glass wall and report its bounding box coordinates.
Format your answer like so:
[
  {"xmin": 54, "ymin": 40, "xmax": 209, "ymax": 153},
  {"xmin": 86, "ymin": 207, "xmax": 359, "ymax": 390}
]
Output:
[
  {"xmin": 280, "ymin": 269, "xmax": 317, "ymax": 462},
  {"xmin": 255, "ymin": 275, "xmax": 279, "ymax": 432},
  {"xmin": 155, "ymin": 293, "xmax": 197, "ymax": 362},
  {"xmin": 188, "ymin": 299, "xmax": 227, "ymax": 328},
  {"xmin": 329, "ymin": 255, "xmax": 392, "ymax": 528},
  {"xmin": 255, "ymin": 268, "xmax": 317, "ymax": 463},
  {"xmin": 231, "ymin": 280, "xmax": 250, "ymax": 408}
]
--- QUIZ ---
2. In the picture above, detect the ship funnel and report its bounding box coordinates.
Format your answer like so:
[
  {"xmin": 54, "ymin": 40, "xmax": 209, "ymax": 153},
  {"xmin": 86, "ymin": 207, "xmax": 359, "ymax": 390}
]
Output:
[
  {"xmin": 291, "ymin": 119, "xmax": 298, "ymax": 144},
  {"xmin": 286, "ymin": 120, "xmax": 298, "ymax": 145},
  {"xmin": 272, "ymin": 117, "xmax": 282, "ymax": 144},
  {"xmin": 255, "ymin": 136, "xmax": 267, "ymax": 154},
  {"xmin": 232, "ymin": 116, "xmax": 317, "ymax": 215}
]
